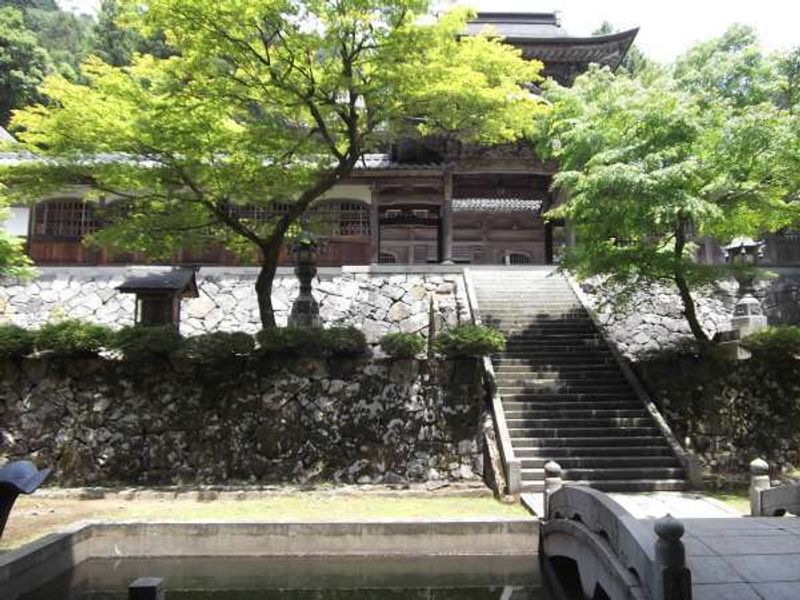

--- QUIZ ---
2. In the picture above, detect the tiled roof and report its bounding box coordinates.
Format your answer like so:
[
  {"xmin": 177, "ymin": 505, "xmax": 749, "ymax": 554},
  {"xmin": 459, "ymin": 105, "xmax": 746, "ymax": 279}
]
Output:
[
  {"xmin": 452, "ymin": 198, "xmax": 543, "ymax": 214},
  {"xmin": 466, "ymin": 12, "xmax": 565, "ymax": 39},
  {"xmin": 356, "ymin": 154, "xmax": 442, "ymax": 170},
  {"xmin": 116, "ymin": 267, "xmax": 198, "ymax": 296}
]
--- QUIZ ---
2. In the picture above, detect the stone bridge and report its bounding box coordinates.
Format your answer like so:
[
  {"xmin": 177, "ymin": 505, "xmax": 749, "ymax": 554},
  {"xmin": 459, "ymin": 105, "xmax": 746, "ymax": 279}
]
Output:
[{"xmin": 540, "ymin": 461, "xmax": 800, "ymax": 600}]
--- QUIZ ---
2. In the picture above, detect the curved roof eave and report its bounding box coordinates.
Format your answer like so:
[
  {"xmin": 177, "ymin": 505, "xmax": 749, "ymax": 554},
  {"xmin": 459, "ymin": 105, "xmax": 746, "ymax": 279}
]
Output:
[{"xmin": 508, "ymin": 28, "xmax": 639, "ymax": 70}]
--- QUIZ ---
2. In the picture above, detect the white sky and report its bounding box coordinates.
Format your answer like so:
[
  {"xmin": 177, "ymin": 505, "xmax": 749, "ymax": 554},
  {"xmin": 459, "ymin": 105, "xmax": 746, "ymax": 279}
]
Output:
[{"xmin": 59, "ymin": 0, "xmax": 800, "ymax": 63}]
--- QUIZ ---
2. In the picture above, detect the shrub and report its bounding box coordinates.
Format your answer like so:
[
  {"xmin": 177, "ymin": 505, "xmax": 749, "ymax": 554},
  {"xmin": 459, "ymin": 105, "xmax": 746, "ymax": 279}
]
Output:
[
  {"xmin": 256, "ymin": 327, "xmax": 323, "ymax": 357},
  {"xmin": 0, "ymin": 324, "xmax": 34, "ymax": 358},
  {"xmin": 433, "ymin": 324, "xmax": 505, "ymax": 358},
  {"xmin": 181, "ymin": 331, "xmax": 256, "ymax": 363},
  {"xmin": 321, "ymin": 326, "xmax": 367, "ymax": 357},
  {"xmin": 742, "ymin": 326, "xmax": 800, "ymax": 363},
  {"xmin": 111, "ymin": 326, "xmax": 184, "ymax": 361},
  {"xmin": 36, "ymin": 319, "xmax": 113, "ymax": 356},
  {"xmin": 380, "ymin": 332, "xmax": 425, "ymax": 358}
]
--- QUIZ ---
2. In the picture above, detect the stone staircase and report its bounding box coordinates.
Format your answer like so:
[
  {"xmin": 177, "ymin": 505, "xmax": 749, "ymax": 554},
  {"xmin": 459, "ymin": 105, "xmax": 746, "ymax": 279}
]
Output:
[{"xmin": 471, "ymin": 268, "xmax": 688, "ymax": 493}]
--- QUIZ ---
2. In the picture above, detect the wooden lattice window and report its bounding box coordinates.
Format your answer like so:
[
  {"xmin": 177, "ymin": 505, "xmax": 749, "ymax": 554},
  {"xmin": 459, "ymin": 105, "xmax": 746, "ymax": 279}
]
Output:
[
  {"xmin": 378, "ymin": 252, "xmax": 397, "ymax": 264},
  {"xmin": 506, "ymin": 252, "xmax": 532, "ymax": 265},
  {"xmin": 32, "ymin": 200, "xmax": 99, "ymax": 240},
  {"xmin": 310, "ymin": 201, "xmax": 370, "ymax": 237}
]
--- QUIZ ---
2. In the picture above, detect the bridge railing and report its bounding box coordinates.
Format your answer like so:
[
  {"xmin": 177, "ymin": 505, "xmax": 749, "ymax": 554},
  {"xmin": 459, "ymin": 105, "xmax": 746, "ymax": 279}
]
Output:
[
  {"xmin": 750, "ymin": 457, "xmax": 800, "ymax": 517},
  {"xmin": 543, "ymin": 462, "xmax": 691, "ymax": 600}
]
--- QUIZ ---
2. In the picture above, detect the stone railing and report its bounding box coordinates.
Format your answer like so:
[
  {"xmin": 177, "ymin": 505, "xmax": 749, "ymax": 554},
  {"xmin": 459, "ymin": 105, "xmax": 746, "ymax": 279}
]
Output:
[
  {"xmin": 462, "ymin": 268, "xmax": 521, "ymax": 495},
  {"xmin": 542, "ymin": 462, "xmax": 691, "ymax": 600},
  {"xmin": 749, "ymin": 458, "xmax": 800, "ymax": 517}
]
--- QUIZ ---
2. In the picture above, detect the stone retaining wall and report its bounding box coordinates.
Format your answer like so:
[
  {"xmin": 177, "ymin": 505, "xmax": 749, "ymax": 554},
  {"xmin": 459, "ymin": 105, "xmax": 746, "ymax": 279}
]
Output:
[
  {"xmin": 579, "ymin": 269, "xmax": 800, "ymax": 359},
  {"xmin": 0, "ymin": 267, "xmax": 470, "ymax": 344},
  {"xmin": 0, "ymin": 356, "xmax": 484, "ymax": 486}
]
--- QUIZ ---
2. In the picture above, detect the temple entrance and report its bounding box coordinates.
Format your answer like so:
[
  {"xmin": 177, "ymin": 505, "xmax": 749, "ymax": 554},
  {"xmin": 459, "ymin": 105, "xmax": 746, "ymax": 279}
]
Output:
[{"xmin": 378, "ymin": 204, "xmax": 444, "ymax": 264}]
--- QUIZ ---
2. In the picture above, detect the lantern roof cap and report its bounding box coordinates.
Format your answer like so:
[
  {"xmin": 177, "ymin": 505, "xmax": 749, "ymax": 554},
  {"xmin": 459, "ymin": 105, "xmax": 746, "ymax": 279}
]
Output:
[{"xmin": 116, "ymin": 266, "xmax": 198, "ymax": 297}]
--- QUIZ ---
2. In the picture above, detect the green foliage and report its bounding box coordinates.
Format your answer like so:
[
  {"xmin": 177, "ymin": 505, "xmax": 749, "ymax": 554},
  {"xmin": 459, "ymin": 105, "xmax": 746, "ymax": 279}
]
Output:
[
  {"xmin": 23, "ymin": 7, "xmax": 95, "ymax": 80},
  {"xmin": 0, "ymin": 6, "xmax": 51, "ymax": 125},
  {"xmin": 180, "ymin": 331, "xmax": 255, "ymax": 363},
  {"xmin": 433, "ymin": 324, "xmax": 505, "ymax": 358},
  {"xmin": 0, "ymin": 203, "xmax": 34, "ymax": 277},
  {"xmin": 538, "ymin": 27, "xmax": 800, "ymax": 345},
  {"xmin": 256, "ymin": 327, "xmax": 323, "ymax": 357},
  {"xmin": 111, "ymin": 325, "xmax": 183, "ymax": 360},
  {"xmin": 92, "ymin": 0, "xmax": 174, "ymax": 67},
  {"xmin": 380, "ymin": 332, "xmax": 425, "ymax": 358},
  {"xmin": 320, "ymin": 326, "xmax": 367, "ymax": 358},
  {"xmin": 742, "ymin": 326, "xmax": 800, "ymax": 363},
  {"xmin": 0, "ymin": 324, "xmax": 34, "ymax": 358},
  {"xmin": 5, "ymin": 0, "xmax": 543, "ymax": 327},
  {"xmin": 36, "ymin": 319, "xmax": 113, "ymax": 356}
]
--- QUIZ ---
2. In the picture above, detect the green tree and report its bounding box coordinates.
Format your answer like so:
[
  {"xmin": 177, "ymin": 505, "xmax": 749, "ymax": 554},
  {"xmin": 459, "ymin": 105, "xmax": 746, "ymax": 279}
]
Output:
[
  {"xmin": 92, "ymin": 0, "xmax": 173, "ymax": 67},
  {"xmin": 0, "ymin": 6, "xmax": 51, "ymax": 126},
  {"xmin": 0, "ymin": 191, "xmax": 33, "ymax": 278},
  {"xmin": 23, "ymin": 8, "xmax": 95, "ymax": 79},
  {"xmin": 0, "ymin": 1, "xmax": 57, "ymax": 10},
  {"xmin": 6, "ymin": 0, "xmax": 544, "ymax": 327},
  {"xmin": 539, "ymin": 31, "xmax": 800, "ymax": 348}
]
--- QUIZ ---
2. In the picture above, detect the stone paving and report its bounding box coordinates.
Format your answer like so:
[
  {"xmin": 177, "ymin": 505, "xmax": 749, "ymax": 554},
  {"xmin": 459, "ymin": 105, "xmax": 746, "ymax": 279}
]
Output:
[{"xmin": 607, "ymin": 491, "xmax": 739, "ymax": 519}]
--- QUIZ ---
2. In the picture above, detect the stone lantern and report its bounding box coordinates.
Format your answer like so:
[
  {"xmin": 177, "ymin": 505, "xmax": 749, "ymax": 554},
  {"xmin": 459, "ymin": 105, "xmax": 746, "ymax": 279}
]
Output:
[
  {"xmin": 288, "ymin": 231, "xmax": 322, "ymax": 328},
  {"xmin": 722, "ymin": 236, "xmax": 768, "ymax": 338}
]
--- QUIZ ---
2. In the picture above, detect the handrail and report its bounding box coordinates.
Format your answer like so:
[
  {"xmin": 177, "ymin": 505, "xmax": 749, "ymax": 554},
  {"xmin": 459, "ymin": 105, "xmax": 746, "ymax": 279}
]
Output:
[
  {"xmin": 749, "ymin": 458, "xmax": 800, "ymax": 516},
  {"xmin": 543, "ymin": 469, "xmax": 691, "ymax": 600},
  {"xmin": 564, "ymin": 273, "xmax": 704, "ymax": 489},
  {"xmin": 462, "ymin": 268, "xmax": 521, "ymax": 495}
]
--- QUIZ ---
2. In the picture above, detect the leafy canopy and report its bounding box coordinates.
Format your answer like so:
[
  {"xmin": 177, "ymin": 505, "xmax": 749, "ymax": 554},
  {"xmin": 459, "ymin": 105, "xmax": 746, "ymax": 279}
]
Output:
[
  {"xmin": 4, "ymin": 0, "xmax": 544, "ymax": 326},
  {"xmin": 538, "ymin": 26, "xmax": 800, "ymax": 342}
]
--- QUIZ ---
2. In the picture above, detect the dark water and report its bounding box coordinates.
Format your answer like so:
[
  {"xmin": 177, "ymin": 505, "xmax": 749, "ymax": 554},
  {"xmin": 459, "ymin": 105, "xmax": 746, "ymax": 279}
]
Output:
[{"xmin": 21, "ymin": 555, "xmax": 551, "ymax": 600}]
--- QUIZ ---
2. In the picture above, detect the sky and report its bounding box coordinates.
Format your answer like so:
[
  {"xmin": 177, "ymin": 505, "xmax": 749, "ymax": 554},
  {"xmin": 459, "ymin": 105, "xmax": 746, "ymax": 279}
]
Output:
[{"xmin": 58, "ymin": 0, "xmax": 800, "ymax": 63}]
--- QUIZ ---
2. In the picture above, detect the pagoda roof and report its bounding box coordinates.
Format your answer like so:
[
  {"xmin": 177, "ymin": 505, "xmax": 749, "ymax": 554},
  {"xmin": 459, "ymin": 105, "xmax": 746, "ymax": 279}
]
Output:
[{"xmin": 466, "ymin": 12, "xmax": 639, "ymax": 82}]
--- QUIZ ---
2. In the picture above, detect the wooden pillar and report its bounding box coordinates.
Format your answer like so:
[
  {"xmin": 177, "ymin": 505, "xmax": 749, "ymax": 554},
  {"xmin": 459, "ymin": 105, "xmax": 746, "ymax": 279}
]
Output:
[
  {"xmin": 440, "ymin": 172, "xmax": 454, "ymax": 264},
  {"xmin": 369, "ymin": 188, "xmax": 380, "ymax": 264}
]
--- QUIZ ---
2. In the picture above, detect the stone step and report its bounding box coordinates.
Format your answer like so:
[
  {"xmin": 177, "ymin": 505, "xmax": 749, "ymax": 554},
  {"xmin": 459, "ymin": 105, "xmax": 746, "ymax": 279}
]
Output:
[
  {"xmin": 508, "ymin": 426, "xmax": 661, "ymax": 438},
  {"xmin": 520, "ymin": 479, "xmax": 690, "ymax": 493},
  {"xmin": 521, "ymin": 467, "xmax": 685, "ymax": 481},
  {"xmin": 494, "ymin": 369, "xmax": 622, "ymax": 379},
  {"xmin": 514, "ymin": 446, "xmax": 674, "ymax": 459},
  {"xmin": 520, "ymin": 456, "xmax": 680, "ymax": 469},
  {"xmin": 505, "ymin": 408, "xmax": 647, "ymax": 419},
  {"xmin": 495, "ymin": 355, "xmax": 618, "ymax": 365},
  {"xmin": 503, "ymin": 401, "xmax": 644, "ymax": 411},
  {"xmin": 499, "ymin": 346, "xmax": 612, "ymax": 355},
  {"xmin": 498, "ymin": 385, "xmax": 633, "ymax": 395},
  {"xmin": 506, "ymin": 417, "xmax": 653, "ymax": 428},
  {"xmin": 511, "ymin": 436, "xmax": 670, "ymax": 448},
  {"xmin": 496, "ymin": 375, "xmax": 627, "ymax": 385},
  {"xmin": 500, "ymin": 392, "xmax": 637, "ymax": 401},
  {"xmin": 494, "ymin": 364, "xmax": 620, "ymax": 374}
]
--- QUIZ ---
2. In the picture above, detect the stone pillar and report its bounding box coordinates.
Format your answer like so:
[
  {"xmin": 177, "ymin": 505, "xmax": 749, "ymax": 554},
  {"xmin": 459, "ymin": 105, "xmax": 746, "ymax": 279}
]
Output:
[
  {"xmin": 369, "ymin": 188, "xmax": 380, "ymax": 264},
  {"xmin": 654, "ymin": 514, "xmax": 691, "ymax": 600},
  {"xmin": 440, "ymin": 172, "xmax": 454, "ymax": 264},
  {"xmin": 543, "ymin": 460, "xmax": 563, "ymax": 518},
  {"xmin": 129, "ymin": 578, "xmax": 165, "ymax": 600},
  {"xmin": 749, "ymin": 457, "xmax": 770, "ymax": 517}
]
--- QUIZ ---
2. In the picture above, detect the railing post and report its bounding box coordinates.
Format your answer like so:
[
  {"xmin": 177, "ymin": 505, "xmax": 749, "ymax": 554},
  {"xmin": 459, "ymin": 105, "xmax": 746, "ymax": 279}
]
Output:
[
  {"xmin": 654, "ymin": 514, "xmax": 691, "ymax": 600},
  {"xmin": 749, "ymin": 457, "xmax": 771, "ymax": 517},
  {"xmin": 543, "ymin": 460, "xmax": 563, "ymax": 518}
]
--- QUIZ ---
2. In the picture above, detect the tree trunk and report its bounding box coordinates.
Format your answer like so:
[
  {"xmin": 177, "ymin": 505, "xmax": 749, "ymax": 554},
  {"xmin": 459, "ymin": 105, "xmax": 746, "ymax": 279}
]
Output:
[
  {"xmin": 673, "ymin": 269, "xmax": 711, "ymax": 347},
  {"xmin": 674, "ymin": 216, "xmax": 711, "ymax": 348},
  {"xmin": 255, "ymin": 241, "xmax": 283, "ymax": 329}
]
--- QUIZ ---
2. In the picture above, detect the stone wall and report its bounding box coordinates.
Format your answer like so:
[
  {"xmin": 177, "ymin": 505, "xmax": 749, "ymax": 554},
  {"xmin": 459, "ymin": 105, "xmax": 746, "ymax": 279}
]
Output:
[
  {"xmin": 0, "ymin": 267, "xmax": 470, "ymax": 345},
  {"xmin": 634, "ymin": 355, "xmax": 800, "ymax": 480},
  {"xmin": 580, "ymin": 269, "xmax": 800, "ymax": 360},
  {"xmin": 0, "ymin": 356, "xmax": 484, "ymax": 486}
]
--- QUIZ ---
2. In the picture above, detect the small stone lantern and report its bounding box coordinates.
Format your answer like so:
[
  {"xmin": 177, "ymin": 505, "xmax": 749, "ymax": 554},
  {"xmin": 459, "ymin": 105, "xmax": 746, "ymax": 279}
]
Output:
[
  {"xmin": 288, "ymin": 231, "xmax": 321, "ymax": 328},
  {"xmin": 722, "ymin": 236, "xmax": 768, "ymax": 338}
]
